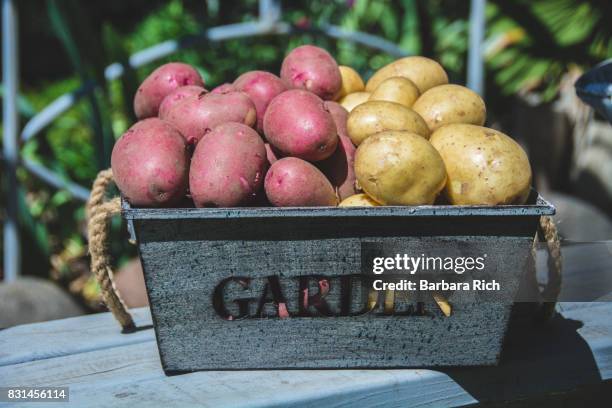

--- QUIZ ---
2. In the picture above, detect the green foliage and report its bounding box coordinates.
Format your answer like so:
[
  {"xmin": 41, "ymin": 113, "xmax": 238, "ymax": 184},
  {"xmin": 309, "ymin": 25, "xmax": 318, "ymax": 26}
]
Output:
[
  {"xmin": 0, "ymin": 86, "xmax": 36, "ymax": 119},
  {"xmin": 486, "ymin": 0, "xmax": 612, "ymax": 100}
]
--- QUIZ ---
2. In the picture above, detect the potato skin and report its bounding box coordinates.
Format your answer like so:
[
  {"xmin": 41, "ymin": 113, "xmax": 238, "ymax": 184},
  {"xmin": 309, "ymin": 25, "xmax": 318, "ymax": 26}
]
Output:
[
  {"xmin": 190, "ymin": 122, "xmax": 267, "ymax": 207},
  {"xmin": 324, "ymin": 100, "xmax": 349, "ymax": 136},
  {"xmin": 347, "ymin": 100, "xmax": 430, "ymax": 146},
  {"xmin": 263, "ymin": 89, "xmax": 338, "ymax": 161},
  {"xmin": 111, "ymin": 118, "xmax": 189, "ymax": 207},
  {"xmin": 413, "ymin": 84, "xmax": 486, "ymax": 131},
  {"xmin": 280, "ymin": 45, "xmax": 342, "ymax": 100},
  {"xmin": 158, "ymin": 85, "xmax": 206, "ymax": 118},
  {"xmin": 134, "ymin": 62, "xmax": 204, "ymax": 119},
  {"xmin": 369, "ymin": 76, "xmax": 420, "ymax": 108},
  {"xmin": 339, "ymin": 91, "xmax": 370, "ymax": 112},
  {"xmin": 339, "ymin": 193, "xmax": 380, "ymax": 207},
  {"xmin": 160, "ymin": 90, "xmax": 256, "ymax": 145},
  {"xmin": 265, "ymin": 158, "xmax": 338, "ymax": 207},
  {"xmin": 355, "ymin": 131, "xmax": 446, "ymax": 205},
  {"xmin": 317, "ymin": 101, "xmax": 357, "ymax": 200},
  {"xmin": 365, "ymin": 56, "xmax": 448, "ymax": 94},
  {"xmin": 335, "ymin": 66, "xmax": 365, "ymax": 100},
  {"xmin": 429, "ymin": 124, "xmax": 532, "ymax": 205},
  {"xmin": 234, "ymin": 71, "xmax": 287, "ymax": 132},
  {"xmin": 210, "ymin": 83, "xmax": 235, "ymax": 94}
]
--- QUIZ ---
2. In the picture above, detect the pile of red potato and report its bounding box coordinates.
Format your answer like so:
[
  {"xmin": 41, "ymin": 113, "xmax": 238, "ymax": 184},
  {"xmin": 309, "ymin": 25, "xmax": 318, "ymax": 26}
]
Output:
[{"xmin": 112, "ymin": 44, "xmax": 532, "ymax": 208}]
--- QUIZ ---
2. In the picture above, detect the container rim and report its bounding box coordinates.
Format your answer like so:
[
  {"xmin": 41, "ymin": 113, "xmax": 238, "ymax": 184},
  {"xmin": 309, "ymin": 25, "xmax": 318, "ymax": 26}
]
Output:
[{"xmin": 122, "ymin": 190, "xmax": 555, "ymax": 220}]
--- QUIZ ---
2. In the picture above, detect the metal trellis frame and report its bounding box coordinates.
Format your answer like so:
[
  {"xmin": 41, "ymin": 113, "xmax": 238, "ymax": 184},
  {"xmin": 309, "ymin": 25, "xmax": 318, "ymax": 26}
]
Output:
[
  {"xmin": 2, "ymin": 0, "xmax": 19, "ymax": 282},
  {"xmin": 467, "ymin": 0, "xmax": 486, "ymax": 95},
  {"xmin": 1, "ymin": 0, "xmax": 486, "ymax": 281}
]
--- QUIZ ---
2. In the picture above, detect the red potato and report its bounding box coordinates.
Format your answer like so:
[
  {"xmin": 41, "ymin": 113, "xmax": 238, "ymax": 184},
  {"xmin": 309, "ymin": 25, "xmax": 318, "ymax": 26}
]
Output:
[
  {"xmin": 234, "ymin": 71, "xmax": 287, "ymax": 132},
  {"xmin": 158, "ymin": 85, "xmax": 206, "ymax": 118},
  {"xmin": 317, "ymin": 101, "xmax": 357, "ymax": 200},
  {"xmin": 133, "ymin": 62, "xmax": 204, "ymax": 119},
  {"xmin": 280, "ymin": 45, "xmax": 342, "ymax": 100},
  {"xmin": 324, "ymin": 100, "xmax": 350, "ymax": 134},
  {"xmin": 263, "ymin": 89, "xmax": 338, "ymax": 161},
  {"xmin": 265, "ymin": 157, "xmax": 338, "ymax": 207},
  {"xmin": 211, "ymin": 83, "xmax": 235, "ymax": 94},
  {"xmin": 111, "ymin": 118, "xmax": 189, "ymax": 207},
  {"xmin": 255, "ymin": 144, "xmax": 281, "ymax": 206},
  {"xmin": 160, "ymin": 91, "xmax": 256, "ymax": 145},
  {"xmin": 190, "ymin": 122, "xmax": 267, "ymax": 208}
]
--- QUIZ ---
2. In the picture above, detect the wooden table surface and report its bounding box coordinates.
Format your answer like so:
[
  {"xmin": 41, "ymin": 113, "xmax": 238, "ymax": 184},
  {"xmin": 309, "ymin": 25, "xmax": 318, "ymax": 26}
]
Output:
[
  {"xmin": 0, "ymin": 302, "xmax": 610, "ymax": 407},
  {"xmin": 1, "ymin": 243, "xmax": 611, "ymax": 407}
]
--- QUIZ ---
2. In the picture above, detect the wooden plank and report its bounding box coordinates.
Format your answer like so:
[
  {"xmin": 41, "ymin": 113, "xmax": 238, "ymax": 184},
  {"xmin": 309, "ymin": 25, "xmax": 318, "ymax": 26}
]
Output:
[
  {"xmin": 0, "ymin": 307, "xmax": 153, "ymax": 367},
  {"xmin": 1, "ymin": 303, "xmax": 611, "ymax": 407},
  {"xmin": 439, "ymin": 303, "xmax": 612, "ymax": 403},
  {"xmin": 557, "ymin": 243, "xmax": 612, "ymax": 302},
  {"xmin": 0, "ymin": 340, "xmax": 475, "ymax": 407},
  {"xmin": 558, "ymin": 302, "xmax": 612, "ymax": 379},
  {"xmin": 0, "ymin": 342, "xmax": 161, "ymax": 389}
]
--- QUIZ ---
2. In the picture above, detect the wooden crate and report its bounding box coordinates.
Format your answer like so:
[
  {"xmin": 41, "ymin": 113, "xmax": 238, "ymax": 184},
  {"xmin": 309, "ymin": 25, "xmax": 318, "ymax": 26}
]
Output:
[{"xmin": 122, "ymin": 192, "xmax": 554, "ymax": 374}]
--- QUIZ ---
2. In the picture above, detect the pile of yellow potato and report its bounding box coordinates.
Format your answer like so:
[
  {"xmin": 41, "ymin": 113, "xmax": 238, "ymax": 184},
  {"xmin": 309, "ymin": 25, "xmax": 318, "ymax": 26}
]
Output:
[{"xmin": 337, "ymin": 56, "xmax": 532, "ymax": 207}]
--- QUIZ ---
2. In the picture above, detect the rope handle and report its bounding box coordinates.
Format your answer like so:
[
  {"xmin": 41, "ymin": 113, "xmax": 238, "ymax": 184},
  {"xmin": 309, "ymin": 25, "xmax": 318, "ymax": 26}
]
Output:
[
  {"xmin": 535, "ymin": 215, "xmax": 562, "ymax": 320},
  {"xmin": 86, "ymin": 169, "xmax": 562, "ymax": 330},
  {"xmin": 87, "ymin": 169, "xmax": 135, "ymax": 332}
]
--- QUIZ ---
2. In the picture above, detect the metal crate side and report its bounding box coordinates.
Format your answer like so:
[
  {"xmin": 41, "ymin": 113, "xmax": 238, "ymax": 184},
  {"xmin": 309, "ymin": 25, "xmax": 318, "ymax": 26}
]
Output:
[{"xmin": 129, "ymin": 208, "xmax": 545, "ymax": 371}]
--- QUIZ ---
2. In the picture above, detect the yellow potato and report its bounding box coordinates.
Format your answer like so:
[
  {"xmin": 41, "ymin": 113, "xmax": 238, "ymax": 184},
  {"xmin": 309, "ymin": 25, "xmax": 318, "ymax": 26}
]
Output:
[
  {"xmin": 347, "ymin": 100, "xmax": 430, "ymax": 146},
  {"xmin": 339, "ymin": 193, "xmax": 380, "ymax": 207},
  {"xmin": 355, "ymin": 131, "xmax": 447, "ymax": 205},
  {"xmin": 339, "ymin": 91, "xmax": 371, "ymax": 112},
  {"xmin": 413, "ymin": 84, "xmax": 486, "ymax": 131},
  {"xmin": 369, "ymin": 76, "xmax": 420, "ymax": 108},
  {"xmin": 430, "ymin": 124, "xmax": 532, "ymax": 205},
  {"xmin": 366, "ymin": 56, "xmax": 448, "ymax": 94},
  {"xmin": 335, "ymin": 66, "xmax": 365, "ymax": 100}
]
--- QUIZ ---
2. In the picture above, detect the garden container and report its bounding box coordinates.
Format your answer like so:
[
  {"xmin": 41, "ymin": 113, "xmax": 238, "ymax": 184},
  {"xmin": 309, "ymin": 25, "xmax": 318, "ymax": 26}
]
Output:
[{"xmin": 122, "ymin": 191, "xmax": 554, "ymax": 374}]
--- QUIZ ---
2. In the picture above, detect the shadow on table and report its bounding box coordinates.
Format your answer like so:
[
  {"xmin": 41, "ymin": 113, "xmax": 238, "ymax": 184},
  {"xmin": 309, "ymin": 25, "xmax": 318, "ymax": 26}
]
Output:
[{"xmin": 443, "ymin": 309, "xmax": 603, "ymax": 404}]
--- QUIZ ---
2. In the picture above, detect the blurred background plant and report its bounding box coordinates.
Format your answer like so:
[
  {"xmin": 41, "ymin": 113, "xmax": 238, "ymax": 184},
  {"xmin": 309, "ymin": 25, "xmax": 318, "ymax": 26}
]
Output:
[{"xmin": 1, "ymin": 0, "xmax": 610, "ymax": 311}]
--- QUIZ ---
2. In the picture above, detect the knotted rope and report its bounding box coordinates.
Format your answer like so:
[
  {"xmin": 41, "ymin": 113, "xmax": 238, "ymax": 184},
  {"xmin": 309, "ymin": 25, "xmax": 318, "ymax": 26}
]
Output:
[
  {"xmin": 87, "ymin": 169, "xmax": 135, "ymax": 332},
  {"xmin": 536, "ymin": 215, "xmax": 563, "ymax": 320}
]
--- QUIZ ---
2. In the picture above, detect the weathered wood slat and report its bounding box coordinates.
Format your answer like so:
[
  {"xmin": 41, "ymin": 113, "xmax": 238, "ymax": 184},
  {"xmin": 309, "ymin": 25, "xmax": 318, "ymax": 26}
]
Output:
[
  {"xmin": 0, "ymin": 340, "xmax": 475, "ymax": 407},
  {"xmin": 557, "ymin": 302, "xmax": 612, "ymax": 379},
  {"xmin": 0, "ymin": 307, "xmax": 152, "ymax": 367},
  {"xmin": 0, "ymin": 342, "xmax": 161, "ymax": 389},
  {"xmin": 439, "ymin": 303, "xmax": 612, "ymax": 403},
  {"xmin": 2, "ymin": 302, "xmax": 612, "ymax": 407}
]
